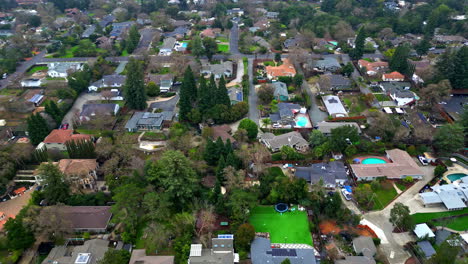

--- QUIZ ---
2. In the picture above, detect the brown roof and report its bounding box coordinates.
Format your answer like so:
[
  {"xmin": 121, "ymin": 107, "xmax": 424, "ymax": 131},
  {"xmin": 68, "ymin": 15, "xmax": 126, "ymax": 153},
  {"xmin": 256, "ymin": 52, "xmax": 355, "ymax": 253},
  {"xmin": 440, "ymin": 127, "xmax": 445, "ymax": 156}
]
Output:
[
  {"xmin": 266, "ymin": 59, "xmax": 296, "ymax": 78},
  {"xmin": 146, "ymin": 73, "xmax": 174, "ymax": 84},
  {"xmin": 43, "ymin": 129, "xmax": 91, "ymax": 144},
  {"xmin": 57, "ymin": 159, "xmax": 97, "ymax": 175},
  {"xmin": 351, "ymin": 149, "xmax": 423, "ymax": 179},
  {"xmin": 60, "ymin": 206, "xmax": 112, "ymax": 230},
  {"xmin": 200, "ymin": 28, "xmax": 221, "ymax": 38},
  {"xmin": 383, "ymin": 71, "xmax": 404, "ymax": 80},
  {"xmin": 129, "ymin": 249, "xmax": 174, "ymax": 264},
  {"xmin": 212, "ymin": 125, "xmax": 236, "ymax": 144},
  {"xmin": 358, "ymin": 60, "xmax": 388, "ymax": 73}
]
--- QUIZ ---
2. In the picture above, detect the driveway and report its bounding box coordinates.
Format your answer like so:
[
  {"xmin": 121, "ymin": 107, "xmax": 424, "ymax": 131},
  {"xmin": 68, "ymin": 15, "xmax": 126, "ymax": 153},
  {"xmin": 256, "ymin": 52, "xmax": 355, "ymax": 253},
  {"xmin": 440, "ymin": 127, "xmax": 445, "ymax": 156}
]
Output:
[
  {"xmin": 247, "ymin": 58, "xmax": 259, "ymax": 124},
  {"xmin": 134, "ymin": 28, "xmax": 158, "ymax": 55},
  {"xmin": 150, "ymin": 94, "xmax": 179, "ymax": 112},
  {"xmin": 227, "ymin": 59, "xmax": 244, "ymax": 87},
  {"xmin": 229, "ymin": 22, "xmax": 240, "ymax": 55},
  {"xmin": 0, "ymin": 51, "xmax": 46, "ymax": 90},
  {"xmin": 61, "ymin": 92, "xmax": 102, "ymax": 128},
  {"xmin": 0, "ymin": 186, "xmax": 34, "ymax": 223},
  {"xmin": 295, "ymin": 66, "xmax": 327, "ymax": 125}
]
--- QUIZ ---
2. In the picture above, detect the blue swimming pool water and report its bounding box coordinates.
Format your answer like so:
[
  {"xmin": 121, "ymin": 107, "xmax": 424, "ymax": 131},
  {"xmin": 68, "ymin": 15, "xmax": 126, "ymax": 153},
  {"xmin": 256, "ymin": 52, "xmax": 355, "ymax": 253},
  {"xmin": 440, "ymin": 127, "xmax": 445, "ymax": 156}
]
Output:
[
  {"xmin": 296, "ymin": 117, "xmax": 307, "ymax": 127},
  {"xmin": 447, "ymin": 173, "xmax": 467, "ymax": 182},
  {"xmin": 181, "ymin": 42, "xmax": 188, "ymax": 48},
  {"xmin": 361, "ymin": 158, "xmax": 388, "ymax": 165}
]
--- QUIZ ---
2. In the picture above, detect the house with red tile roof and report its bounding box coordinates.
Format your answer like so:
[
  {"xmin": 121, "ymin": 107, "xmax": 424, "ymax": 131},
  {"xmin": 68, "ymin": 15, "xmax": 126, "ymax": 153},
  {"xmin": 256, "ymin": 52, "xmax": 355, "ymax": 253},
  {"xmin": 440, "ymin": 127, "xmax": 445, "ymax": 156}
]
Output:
[
  {"xmin": 42, "ymin": 129, "xmax": 91, "ymax": 151},
  {"xmin": 13, "ymin": 186, "xmax": 27, "ymax": 196},
  {"xmin": 0, "ymin": 212, "xmax": 14, "ymax": 230},
  {"xmin": 358, "ymin": 60, "xmax": 388, "ymax": 76},
  {"xmin": 265, "ymin": 59, "xmax": 296, "ymax": 80},
  {"xmin": 200, "ymin": 28, "xmax": 221, "ymax": 38},
  {"xmin": 382, "ymin": 71, "xmax": 405, "ymax": 82}
]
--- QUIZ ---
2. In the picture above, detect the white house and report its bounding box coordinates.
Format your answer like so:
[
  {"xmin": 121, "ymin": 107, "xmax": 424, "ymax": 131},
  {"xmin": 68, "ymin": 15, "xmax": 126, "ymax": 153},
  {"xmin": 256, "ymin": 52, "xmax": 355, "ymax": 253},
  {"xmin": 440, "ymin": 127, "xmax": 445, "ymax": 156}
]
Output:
[
  {"xmin": 21, "ymin": 78, "xmax": 42, "ymax": 87},
  {"xmin": 48, "ymin": 62, "xmax": 84, "ymax": 78},
  {"xmin": 159, "ymin": 37, "xmax": 176, "ymax": 56},
  {"xmin": 88, "ymin": 75, "xmax": 126, "ymax": 92},
  {"xmin": 322, "ymin": 95, "xmax": 348, "ymax": 117}
]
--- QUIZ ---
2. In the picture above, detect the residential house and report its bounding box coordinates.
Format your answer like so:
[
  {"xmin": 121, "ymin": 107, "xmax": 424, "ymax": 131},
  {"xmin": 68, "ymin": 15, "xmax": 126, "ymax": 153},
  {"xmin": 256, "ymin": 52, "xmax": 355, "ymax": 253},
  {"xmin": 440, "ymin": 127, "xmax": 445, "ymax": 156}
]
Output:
[
  {"xmin": 200, "ymin": 28, "xmax": 221, "ymax": 38},
  {"xmin": 99, "ymin": 14, "xmax": 115, "ymax": 28},
  {"xmin": 61, "ymin": 206, "xmax": 112, "ymax": 232},
  {"xmin": 322, "ymin": 95, "xmax": 348, "ymax": 117},
  {"xmin": 260, "ymin": 131, "xmax": 309, "ymax": 152},
  {"xmin": 269, "ymin": 102, "xmax": 301, "ymax": 125},
  {"xmin": 47, "ymin": 62, "xmax": 83, "ymax": 78},
  {"xmin": 189, "ymin": 235, "xmax": 239, "ymax": 264},
  {"xmin": 228, "ymin": 87, "xmax": 243, "ymax": 105},
  {"xmin": 316, "ymin": 122, "xmax": 361, "ymax": 135},
  {"xmin": 88, "ymin": 74, "xmax": 126, "ymax": 92},
  {"xmin": 314, "ymin": 38, "xmax": 338, "ymax": 50},
  {"xmin": 0, "ymin": 30, "xmax": 14, "ymax": 37},
  {"xmin": 42, "ymin": 130, "xmax": 91, "ymax": 151},
  {"xmin": 419, "ymin": 182, "xmax": 468, "ymax": 211},
  {"xmin": 79, "ymin": 103, "xmax": 120, "ymax": 122},
  {"xmin": 125, "ymin": 112, "xmax": 174, "ymax": 132},
  {"xmin": 227, "ymin": 8, "xmax": 244, "ymax": 16},
  {"xmin": 38, "ymin": 159, "xmax": 99, "ymax": 191},
  {"xmin": 164, "ymin": 26, "xmax": 190, "ymax": 40},
  {"xmin": 313, "ymin": 57, "xmax": 341, "ymax": 73},
  {"xmin": 283, "ymin": 37, "xmax": 300, "ymax": 50},
  {"xmin": 253, "ymin": 19, "xmax": 269, "ymax": 31},
  {"xmin": 380, "ymin": 82, "xmax": 416, "ymax": 106},
  {"xmin": 417, "ymin": 241, "xmax": 436, "ymax": 259},
  {"xmin": 65, "ymin": 8, "xmax": 81, "ymax": 17},
  {"xmin": 159, "ymin": 37, "xmax": 177, "ymax": 56},
  {"xmin": 295, "ymin": 161, "xmax": 348, "ymax": 188},
  {"xmin": 433, "ymin": 34, "xmax": 467, "ymax": 44},
  {"xmin": 265, "ymin": 59, "xmax": 296, "ymax": 79},
  {"xmin": 319, "ymin": 74, "xmax": 352, "ymax": 92},
  {"xmin": 42, "ymin": 239, "xmax": 109, "ymax": 264},
  {"xmin": 251, "ymin": 237, "xmax": 316, "ymax": 264},
  {"xmin": 211, "ymin": 125, "xmax": 236, "ymax": 144},
  {"xmin": 170, "ymin": 19, "xmax": 191, "ymax": 28},
  {"xmin": 382, "ymin": 71, "xmax": 405, "ymax": 82},
  {"xmin": 201, "ymin": 60, "xmax": 233, "ymax": 79},
  {"xmin": 100, "ymin": 89, "xmax": 123, "ymax": 101},
  {"xmin": 82, "ymin": 25, "xmax": 96, "ymax": 38},
  {"xmin": 353, "ymin": 236, "xmax": 377, "ymax": 258},
  {"xmin": 358, "ymin": 60, "xmax": 388, "ymax": 76},
  {"xmin": 110, "ymin": 21, "xmax": 135, "ymax": 40},
  {"xmin": 266, "ymin": 11, "xmax": 279, "ymax": 19},
  {"xmin": 272, "ymin": 81, "xmax": 288, "ymax": 101},
  {"xmin": 414, "ymin": 223, "xmax": 435, "ymax": 239},
  {"xmin": 350, "ymin": 149, "xmax": 424, "ymax": 181},
  {"xmin": 129, "ymin": 249, "xmax": 174, "ymax": 264},
  {"xmin": 16, "ymin": 0, "xmax": 42, "ymax": 5},
  {"xmin": 335, "ymin": 256, "xmax": 376, "ymax": 264},
  {"xmin": 147, "ymin": 74, "xmax": 174, "ymax": 93}
]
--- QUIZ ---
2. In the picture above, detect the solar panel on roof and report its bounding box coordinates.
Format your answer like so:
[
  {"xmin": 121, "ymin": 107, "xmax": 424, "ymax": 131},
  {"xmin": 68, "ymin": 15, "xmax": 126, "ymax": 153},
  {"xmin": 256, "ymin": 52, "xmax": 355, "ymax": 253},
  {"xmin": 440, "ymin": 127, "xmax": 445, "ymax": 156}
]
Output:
[
  {"xmin": 218, "ymin": 234, "xmax": 234, "ymax": 239},
  {"xmin": 270, "ymin": 248, "xmax": 297, "ymax": 257}
]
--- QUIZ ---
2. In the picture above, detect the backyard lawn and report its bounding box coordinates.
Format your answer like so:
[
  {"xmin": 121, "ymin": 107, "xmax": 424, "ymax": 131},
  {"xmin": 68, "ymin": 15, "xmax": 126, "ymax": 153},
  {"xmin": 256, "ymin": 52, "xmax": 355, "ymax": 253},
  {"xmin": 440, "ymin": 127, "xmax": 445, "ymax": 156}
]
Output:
[
  {"xmin": 374, "ymin": 94, "xmax": 390, "ymax": 102},
  {"xmin": 249, "ymin": 206, "xmax": 313, "ymax": 245},
  {"xmin": 343, "ymin": 95, "xmax": 366, "ymax": 116},
  {"xmin": 411, "ymin": 207, "xmax": 468, "ymax": 231},
  {"xmin": 27, "ymin": 65, "xmax": 47, "ymax": 74},
  {"xmin": 216, "ymin": 37, "xmax": 229, "ymax": 43},
  {"xmin": 217, "ymin": 44, "xmax": 229, "ymax": 52},
  {"xmin": 372, "ymin": 186, "xmax": 397, "ymax": 210}
]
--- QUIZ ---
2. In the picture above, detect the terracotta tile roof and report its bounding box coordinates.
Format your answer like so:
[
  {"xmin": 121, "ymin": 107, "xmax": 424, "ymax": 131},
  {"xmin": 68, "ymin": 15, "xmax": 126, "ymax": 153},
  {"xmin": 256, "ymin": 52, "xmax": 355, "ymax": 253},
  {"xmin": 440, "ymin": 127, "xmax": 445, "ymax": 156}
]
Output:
[
  {"xmin": 43, "ymin": 130, "xmax": 91, "ymax": 144},
  {"xmin": 200, "ymin": 28, "xmax": 221, "ymax": 38},
  {"xmin": 358, "ymin": 60, "xmax": 388, "ymax": 73},
  {"xmin": 266, "ymin": 59, "xmax": 296, "ymax": 78},
  {"xmin": 382, "ymin": 71, "xmax": 404, "ymax": 80},
  {"xmin": 13, "ymin": 187, "xmax": 27, "ymax": 195},
  {"xmin": 57, "ymin": 159, "xmax": 97, "ymax": 175}
]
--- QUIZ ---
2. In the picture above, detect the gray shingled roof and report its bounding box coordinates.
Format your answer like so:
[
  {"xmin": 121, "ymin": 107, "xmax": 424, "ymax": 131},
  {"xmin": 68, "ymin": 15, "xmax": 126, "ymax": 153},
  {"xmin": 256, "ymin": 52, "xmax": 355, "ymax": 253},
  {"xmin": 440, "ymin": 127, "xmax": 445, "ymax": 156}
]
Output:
[
  {"xmin": 295, "ymin": 161, "xmax": 347, "ymax": 186},
  {"xmin": 250, "ymin": 238, "xmax": 316, "ymax": 264},
  {"xmin": 272, "ymin": 82, "xmax": 288, "ymax": 98},
  {"xmin": 125, "ymin": 111, "xmax": 173, "ymax": 130},
  {"xmin": 316, "ymin": 122, "xmax": 361, "ymax": 134},
  {"xmin": 417, "ymin": 241, "xmax": 436, "ymax": 258},
  {"xmin": 353, "ymin": 236, "xmax": 377, "ymax": 258}
]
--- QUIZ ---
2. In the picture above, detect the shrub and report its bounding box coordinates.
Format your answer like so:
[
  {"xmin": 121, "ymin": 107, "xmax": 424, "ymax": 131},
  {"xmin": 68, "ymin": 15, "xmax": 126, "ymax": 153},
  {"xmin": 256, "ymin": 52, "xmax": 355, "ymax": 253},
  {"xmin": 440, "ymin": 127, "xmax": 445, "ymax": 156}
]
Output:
[
  {"xmin": 83, "ymin": 232, "xmax": 90, "ymax": 239},
  {"xmin": 407, "ymin": 145, "xmax": 417, "ymax": 156},
  {"xmin": 434, "ymin": 165, "xmax": 447, "ymax": 178},
  {"xmin": 403, "ymin": 176, "xmax": 414, "ymax": 184},
  {"xmin": 373, "ymin": 237, "xmax": 381, "ymax": 246}
]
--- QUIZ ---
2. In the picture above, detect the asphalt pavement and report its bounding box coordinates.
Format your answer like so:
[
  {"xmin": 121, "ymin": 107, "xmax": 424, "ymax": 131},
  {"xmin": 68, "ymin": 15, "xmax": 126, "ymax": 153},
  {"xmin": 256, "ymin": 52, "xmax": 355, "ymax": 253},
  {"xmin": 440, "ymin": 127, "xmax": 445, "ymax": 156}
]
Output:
[
  {"xmin": 229, "ymin": 22, "xmax": 240, "ymax": 55},
  {"xmin": 247, "ymin": 58, "xmax": 259, "ymax": 124},
  {"xmin": 0, "ymin": 51, "xmax": 46, "ymax": 90}
]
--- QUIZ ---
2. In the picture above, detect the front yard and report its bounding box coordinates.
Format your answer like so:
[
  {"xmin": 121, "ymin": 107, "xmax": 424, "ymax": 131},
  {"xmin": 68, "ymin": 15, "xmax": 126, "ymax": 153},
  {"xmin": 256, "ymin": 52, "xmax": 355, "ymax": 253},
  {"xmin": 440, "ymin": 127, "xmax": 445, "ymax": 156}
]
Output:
[
  {"xmin": 411, "ymin": 208, "xmax": 468, "ymax": 231},
  {"xmin": 217, "ymin": 44, "xmax": 229, "ymax": 53}
]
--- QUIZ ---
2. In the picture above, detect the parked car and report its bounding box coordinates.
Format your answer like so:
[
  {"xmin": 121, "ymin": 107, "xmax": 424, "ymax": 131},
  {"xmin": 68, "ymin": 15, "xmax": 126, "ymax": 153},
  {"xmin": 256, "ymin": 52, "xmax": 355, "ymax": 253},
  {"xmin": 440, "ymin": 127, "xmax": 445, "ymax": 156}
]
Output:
[
  {"xmin": 61, "ymin": 123, "xmax": 69, "ymax": 130},
  {"xmin": 418, "ymin": 155, "xmax": 429, "ymax": 166},
  {"xmin": 341, "ymin": 188, "xmax": 352, "ymax": 200}
]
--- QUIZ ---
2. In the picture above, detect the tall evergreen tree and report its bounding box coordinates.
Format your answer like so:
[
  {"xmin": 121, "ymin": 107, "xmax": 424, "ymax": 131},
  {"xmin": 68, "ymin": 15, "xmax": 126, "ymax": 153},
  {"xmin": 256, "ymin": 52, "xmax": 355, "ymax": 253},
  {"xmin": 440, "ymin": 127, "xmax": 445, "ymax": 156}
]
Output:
[
  {"xmin": 216, "ymin": 76, "xmax": 231, "ymax": 107},
  {"xmin": 66, "ymin": 139, "xmax": 96, "ymax": 159},
  {"xmin": 124, "ymin": 58, "xmax": 147, "ymax": 110},
  {"xmin": 389, "ymin": 44, "xmax": 411, "ymax": 75},
  {"xmin": 203, "ymin": 140, "xmax": 218, "ymax": 165},
  {"xmin": 451, "ymin": 46, "xmax": 468, "ymax": 89},
  {"xmin": 126, "ymin": 25, "xmax": 141, "ymax": 53},
  {"xmin": 27, "ymin": 113, "xmax": 50, "ymax": 145},
  {"xmin": 208, "ymin": 75, "xmax": 217, "ymax": 108},
  {"xmin": 45, "ymin": 100, "xmax": 62, "ymax": 123},
  {"xmin": 435, "ymin": 48, "xmax": 455, "ymax": 83},
  {"xmin": 198, "ymin": 77, "xmax": 211, "ymax": 113},
  {"xmin": 179, "ymin": 67, "xmax": 196, "ymax": 121},
  {"xmin": 349, "ymin": 28, "xmax": 365, "ymax": 60}
]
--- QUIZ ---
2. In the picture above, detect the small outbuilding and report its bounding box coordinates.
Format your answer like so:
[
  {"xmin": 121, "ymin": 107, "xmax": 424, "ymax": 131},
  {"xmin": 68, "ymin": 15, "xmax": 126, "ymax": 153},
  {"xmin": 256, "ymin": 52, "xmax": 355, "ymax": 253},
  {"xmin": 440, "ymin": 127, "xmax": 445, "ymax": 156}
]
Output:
[{"xmin": 414, "ymin": 223, "xmax": 435, "ymax": 239}]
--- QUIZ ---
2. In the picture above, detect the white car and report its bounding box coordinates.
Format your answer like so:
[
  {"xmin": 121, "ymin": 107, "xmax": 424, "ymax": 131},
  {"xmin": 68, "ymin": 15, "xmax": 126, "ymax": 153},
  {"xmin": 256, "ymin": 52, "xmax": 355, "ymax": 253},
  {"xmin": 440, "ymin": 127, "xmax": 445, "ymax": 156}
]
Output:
[
  {"xmin": 341, "ymin": 188, "xmax": 352, "ymax": 201},
  {"xmin": 418, "ymin": 156, "xmax": 429, "ymax": 166},
  {"xmin": 272, "ymin": 124, "xmax": 282, "ymax": 128}
]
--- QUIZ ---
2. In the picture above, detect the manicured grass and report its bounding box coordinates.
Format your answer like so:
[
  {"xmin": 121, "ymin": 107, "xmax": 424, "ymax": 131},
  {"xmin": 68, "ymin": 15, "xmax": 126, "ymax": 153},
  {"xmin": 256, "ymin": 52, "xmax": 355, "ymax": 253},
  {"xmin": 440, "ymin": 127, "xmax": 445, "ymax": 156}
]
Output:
[
  {"xmin": 121, "ymin": 50, "xmax": 129, "ymax": 56},
  {"xmin": 217, "ymin": 44, "xmax": 229, "ymax": 52},
  {"xmin": 27, "ymin": 65, "xmax": 47, "ymax": 74},
  {"xmin": 374, "ymin": 94, "xmax": 390, "ymax": 102},
  {"xmin": 216, "ymin": 37, "xmax": 229, "ymax": 42},
  {"xmin": 434, "ymin": 216, "xmax": 468, "ymax": 231},
  {"xmin": 249, "ymin": 206, "xmax": 313, "ymax": 245},
  {"xmin": 0, "ymin": 88, "xmax": 23, "ymax": 96},
  {"xmin": 411, "ymin": 208, "xmax": 468, "ymax": 224},
  {"xmin": 141, "ymin": 131, "xmax": 167, "ymax": 141},
  {"xmin": 243, "ymin": 57, "xmax": 248, "ymax": 75},
  {"xmin": 75, "ymin": 129, "xmax": 103, "ymax": 137},
  {"xmin": 395, "ymin": 182, "xmax": 407, "ymax": 191},
  {"xmin": 371, "ymin": 186, "xmax": 397, "ymax": 210}
]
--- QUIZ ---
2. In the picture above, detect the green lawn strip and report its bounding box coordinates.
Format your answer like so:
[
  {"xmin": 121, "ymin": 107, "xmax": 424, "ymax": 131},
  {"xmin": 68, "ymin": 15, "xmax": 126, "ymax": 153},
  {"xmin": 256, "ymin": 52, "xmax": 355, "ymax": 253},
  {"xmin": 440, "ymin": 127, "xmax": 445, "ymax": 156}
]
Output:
[
  {"xmin": 0, "ymin": 88, "xmax": 23, "ymax": 96},
  {"xmin": 216, "ymin": 37, "xmax": 229, "ymax": 42},
  {"xmin": 374, "ymin": 94, "xmax": 390, "ymax": 102},
  {"xmin": 433, "ymin": 215, "xmax": 468, "ymax": 231},
  {"xmin": 249, "ymin": 206, "xmax": 313, "ymax": 245},
  {"xmin": 134, "ymin": 220, "xmax": 148, "ymax": 249},
  {"xmin": 27, "ymin": 65, "xmax": 48, "ymax": 74},
  {"xmin": 372, "ymin": 187, "xmax": 398, "ymax": 210},
  {"xmin": 75, "ymin": 129, "xmax": 103, "ymax": 137},
  {"xmin": 121, "ymin": 50, "xmax": 129, "ymax": 56},
  {"xmin": 411, "ymin": 207, "xmax": 468, "ymax": 224},
  {"xmin": 141, "ymin": 131, "xmax": 166, "ymax": 141},
  {"xmin": 243, "ymin": 57, "xmax": 248, "ymax": 75},
  {"xmin": 395, "ymin": 183, "xmax": 407, "ymax": 191},
  {"xmin": 217, "ymin": 44, "xmax": 229, "ymax": 52}
]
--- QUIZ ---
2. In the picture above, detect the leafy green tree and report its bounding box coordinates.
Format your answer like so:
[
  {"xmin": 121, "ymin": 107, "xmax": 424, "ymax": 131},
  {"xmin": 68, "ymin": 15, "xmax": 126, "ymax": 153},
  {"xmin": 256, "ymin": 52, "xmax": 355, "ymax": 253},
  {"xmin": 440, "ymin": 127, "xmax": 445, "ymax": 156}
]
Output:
[
  {"xmin": 330, "ymin": 125, "xmax": 359, "ymax": 152},
  {"xmin": 461, "ymin": 105, "xmax": 468, "ymax": 137},
  {"xmin": 309, "ymin": 130, "xmax": 327, "ymax": 147},
  {"xmin": 124, "ymin": 58, "xmax": 147, "ymax": 110},
  {"xmin": 226, "ymin": 189, "xmax": 258, "ymax": 223},
  {"xmin": 275, "ymin": 53, "xmax": 281, "ymax": 62},
  {"xmin": 389, "ymin": 44, "xmax": 411, "ymax": 76},
  {"xmin": 98, "ymin": 249, "xmax": 131, "ymax": 264},
  {"xmin": 190, "ymin": 36, "xmax": 204, "ymax": 57},
  {"xmin": 66, "ymin": 139, "xmax": 96, "ymax": 159},
  {"xmin": 415, "ymin": 37, "xmax": 431, "ymax": 56},
  {"xmin": 235, "ymin": 223, "xmax": 255, "ymax": 251},
  {"xmin": 111, "ymin": 183, "xmax": 145, "ymax": 242},
  {"xmin": 433, "ymin": 124, "xmax": 464, "ymax": 155},
  {"xmin": 434, "ymin": 165, "xmax": 447, "ymax": 178},
  {"xmin": 39, "ymin": 162, "xmax": 71, "ymax": 205},
  {"xmin": 126, "ymin": 25, "xmax": 141, "ymax": 53},
  {"xmin": 27, "ymin": 113, "xmax": 50, "ymax": 145},
  {"xmin": 344, "ymin": 145, "xmax": 357, "ymax": 157},
  {"xmin": 281, "ymin": 259, "xmax": 292, "ymax": 264},
  {"xmin": 321, "ymin": 0, "xmax": 336, "ymax": 12},
  {"xmin": 146, "ymin": 150, "xmax": 199, "ymax": 211},
  {"xmin": 202, "ymin": 37, "xmax": 218, "ymax": 60},
  {"xmin": 293, "ymin": 74, "xmax": 303, "ymax": 87},
  {"xmin": 146, "ymin": 81, "xmax": 160, "ymax": 97},
  {"xmin": 45, "ymin": 100, "xmax": 62, "ymax": 123},
  {"xmin": 350, "ymin": 28, "xmax": 365, "ymax": 60},
  {"xmin": 73, "ymin": 39, "xmax": 98, "ymax": 57},
  {"xmin": 430, "ymin": 240, "xmax": 459, "ymax": 264},
  {"xmin": 68, "ymin": 65, "xmax": 92, "ymax": 94},
  {"xmin": 390, "ymin": 202, "xmax": 414, "ymax": 231},
  {"xmin": 238, "ymin": 119, "xmax": 258, "ymax": 140},
  {"xmin": 341, "ymin": 62, "xmax": 354, "ymax": 77},
  {"xmin": 435, "ymin": 49, "xmax": 455, "ymax": 83},
  {"xmin": 4, "ymin": 217, "xmax": 35, "ymax": 250},
  {"xmin": 354, "ymin": 184, "xmax": 373, "ymax": 208},
  {"xmin": 179, "ymin": 67, "xmax": 197, "ymax": 121}
]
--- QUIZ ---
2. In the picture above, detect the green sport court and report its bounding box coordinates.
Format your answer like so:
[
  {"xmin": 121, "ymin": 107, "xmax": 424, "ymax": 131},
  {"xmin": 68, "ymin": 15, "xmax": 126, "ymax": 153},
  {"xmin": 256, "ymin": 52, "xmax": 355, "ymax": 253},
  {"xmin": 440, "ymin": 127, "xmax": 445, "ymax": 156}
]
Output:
[{"xmin": 249, "ymin": 206, "xmax": 313, "ymax": 246}]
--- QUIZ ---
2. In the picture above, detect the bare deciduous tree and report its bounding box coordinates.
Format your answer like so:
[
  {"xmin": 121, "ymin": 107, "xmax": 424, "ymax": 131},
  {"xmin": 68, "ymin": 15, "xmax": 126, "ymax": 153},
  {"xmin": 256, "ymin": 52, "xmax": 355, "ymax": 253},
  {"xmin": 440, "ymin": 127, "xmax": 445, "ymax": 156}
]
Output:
[{"xmin": 224, "ymin": 166, "xmax": 245, "ymax": 191}]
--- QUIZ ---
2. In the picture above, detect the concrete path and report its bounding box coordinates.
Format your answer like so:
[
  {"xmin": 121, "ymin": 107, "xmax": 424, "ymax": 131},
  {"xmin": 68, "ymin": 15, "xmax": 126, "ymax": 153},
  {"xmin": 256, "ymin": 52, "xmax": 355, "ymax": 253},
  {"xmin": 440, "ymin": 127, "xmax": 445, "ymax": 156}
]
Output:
[
  {"xmin": 393, "ymin": 182, "xmax": 403, "ymax": 194},
  {"xmin": 227, "ymin": 59, "xmax": 244, "ymax": 87}
]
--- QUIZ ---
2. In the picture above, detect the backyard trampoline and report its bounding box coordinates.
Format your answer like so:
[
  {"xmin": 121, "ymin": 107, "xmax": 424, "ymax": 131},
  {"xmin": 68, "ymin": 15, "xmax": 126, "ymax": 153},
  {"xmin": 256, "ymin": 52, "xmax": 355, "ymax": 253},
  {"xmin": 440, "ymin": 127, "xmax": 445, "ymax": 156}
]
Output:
[{"xmin": 275, "ymin": 203, "xmax": 289, "ymax": 213}]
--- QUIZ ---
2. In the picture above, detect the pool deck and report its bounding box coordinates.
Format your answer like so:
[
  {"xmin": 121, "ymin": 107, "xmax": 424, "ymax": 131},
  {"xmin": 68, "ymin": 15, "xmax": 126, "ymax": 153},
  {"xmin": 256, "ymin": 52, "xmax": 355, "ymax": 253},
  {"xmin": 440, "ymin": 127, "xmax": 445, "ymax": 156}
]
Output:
[
  {"xmin": 353, "ymin": 156, "xmax": 392, "ymax": 164},
  {"xmin": 294, "ymin": 113, "xmax": 313, "ymax": 129},
  {"xmin": 442, "ymin": 164, "xmax": 468, "ymax": 184}
]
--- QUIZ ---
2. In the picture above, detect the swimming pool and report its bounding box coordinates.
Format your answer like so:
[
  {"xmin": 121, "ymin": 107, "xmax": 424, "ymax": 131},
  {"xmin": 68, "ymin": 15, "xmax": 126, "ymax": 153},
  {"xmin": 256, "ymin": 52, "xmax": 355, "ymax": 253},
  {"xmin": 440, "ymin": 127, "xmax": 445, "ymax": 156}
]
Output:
[
  {"xmin": 296, "ymin": 117, "xmax": 308, "ymax": 127},
  {"xmin": 361, "ymin": 158, "xmax": 388, "ymax": 165},
  {"xmin": 447, "ymin": 173, "xmax": 467, "ymax": 182},
  {"xmin": 181, "ymin": 42, "xmax": 188, "ymax": 48}
]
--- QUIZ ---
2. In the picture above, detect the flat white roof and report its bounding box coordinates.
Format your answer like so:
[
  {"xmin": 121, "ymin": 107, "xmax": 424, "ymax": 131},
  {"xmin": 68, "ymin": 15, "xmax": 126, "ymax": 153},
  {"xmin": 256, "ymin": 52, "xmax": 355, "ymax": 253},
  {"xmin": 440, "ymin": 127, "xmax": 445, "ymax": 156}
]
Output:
[
  {"xmin": 414, "ymin": 223, "xmax": 435, "ymax": 238},
  {"xmin": 189, "ymin": 244, "xmax": 202, "ymax": 257},
  {"xmin": 383, "ymin": 107, "xmax": 393, "ymax": 114},
  {"xmin": 395, "ymin": 108, "xmax": 404, "ymax": 114}
]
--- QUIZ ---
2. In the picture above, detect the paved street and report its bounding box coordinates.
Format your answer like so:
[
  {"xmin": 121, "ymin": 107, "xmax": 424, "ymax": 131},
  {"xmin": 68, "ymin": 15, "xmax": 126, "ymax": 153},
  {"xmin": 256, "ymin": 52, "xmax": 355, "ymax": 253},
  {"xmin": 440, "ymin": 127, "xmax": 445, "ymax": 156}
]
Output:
[
  {"xmin": 247, "ymin": 58, "xmax": 259, "ymax": 124},
  {"xmin": 0, "ymin": 51, "xmax": 46, "ymax": 90},
  {"xmin": 0, "ymin": 186, "xmax": 34, "ymax": 220},
  {"xmin": 229, "ymin": 22, "xmax": 240, "ymax": 55},
  {"xmin": 134, "ymin": 27, "xmax": 158, "ymax": 55}
]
